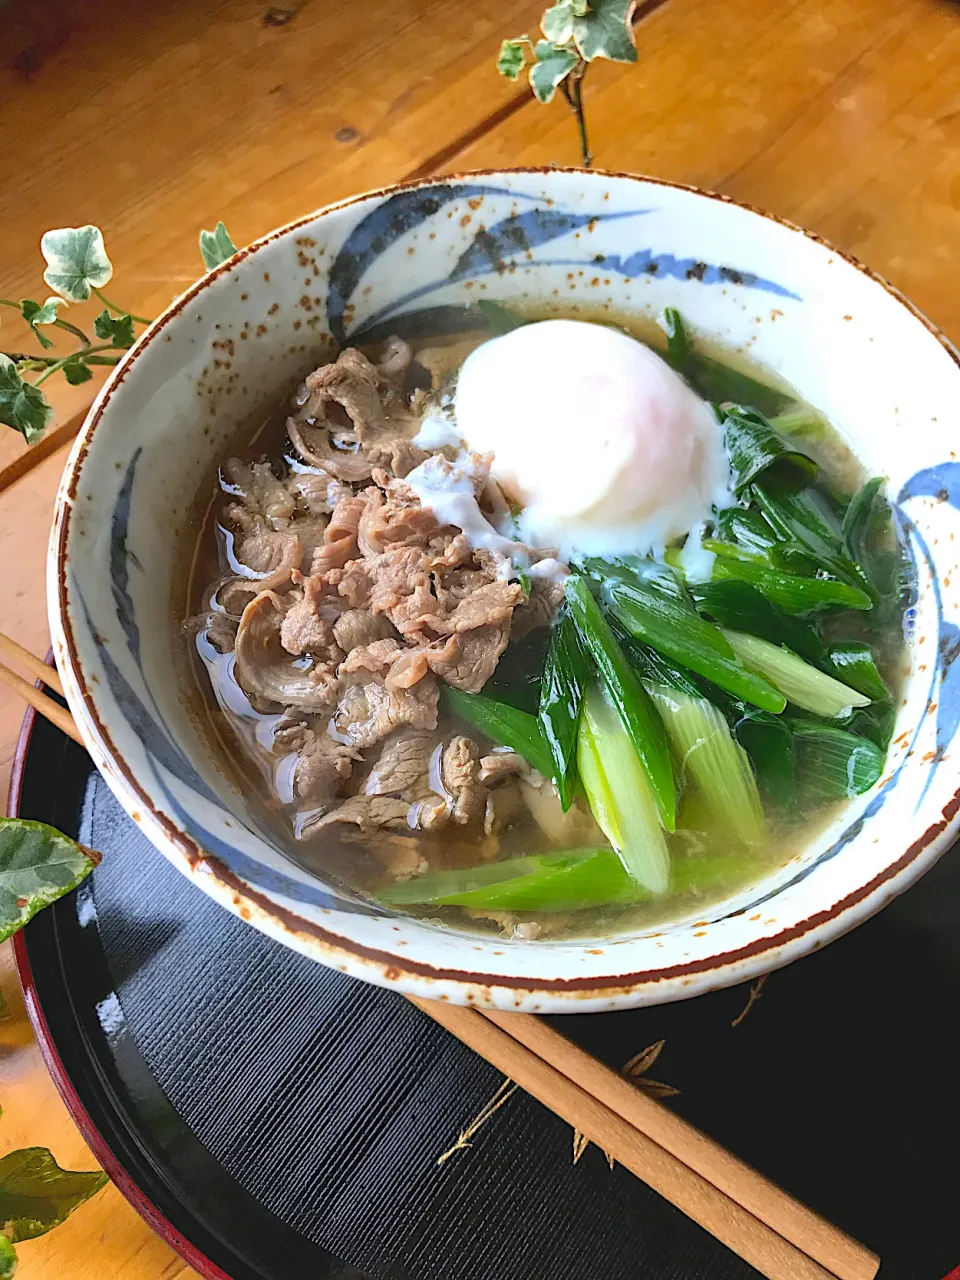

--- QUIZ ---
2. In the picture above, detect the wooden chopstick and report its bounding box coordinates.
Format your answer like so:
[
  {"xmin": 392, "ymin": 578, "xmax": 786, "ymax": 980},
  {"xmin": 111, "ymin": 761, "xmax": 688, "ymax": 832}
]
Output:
[
  {"xmin": 0, "ymin": 632, "xmax": 65, "ymax": 698},
  {"xmin": 0, "ymin": 630, "xmax": 879, "ymax": 1280},
  {"xmin": 413, "ymin": 996, "xmax": 846, "ymax": 1280},
  {"xmin": 482, "ymin": 1008, "xmax": 879, "ymax": 1280},
  {"xmin": 0, "ymin": 657, "xmax": 83, "ymax": 746}
]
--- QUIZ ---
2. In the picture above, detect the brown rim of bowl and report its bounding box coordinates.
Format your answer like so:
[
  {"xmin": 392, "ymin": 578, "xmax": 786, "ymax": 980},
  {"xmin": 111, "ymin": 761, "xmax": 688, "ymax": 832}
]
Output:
[{"xmin": 51, "ymin": 166, "xmax": 960, "ymax": 1002}]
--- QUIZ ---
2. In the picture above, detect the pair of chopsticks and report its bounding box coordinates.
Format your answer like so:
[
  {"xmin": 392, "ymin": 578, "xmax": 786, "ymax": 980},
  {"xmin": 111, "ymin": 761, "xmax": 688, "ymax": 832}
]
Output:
[
  {"xmin": 0, "ymin": 629, "xmax": 879, "ymax": 1280},
  {"xmin": 0, "ymin": 632, "xmax": 82, "ymax": 745}
]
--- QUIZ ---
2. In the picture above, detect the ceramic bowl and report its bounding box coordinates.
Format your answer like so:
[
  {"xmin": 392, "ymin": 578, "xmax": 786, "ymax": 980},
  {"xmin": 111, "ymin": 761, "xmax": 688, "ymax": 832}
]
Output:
[{"xmin": 48, "ymin": 168, "xmax": 960, "ymax": 1012}]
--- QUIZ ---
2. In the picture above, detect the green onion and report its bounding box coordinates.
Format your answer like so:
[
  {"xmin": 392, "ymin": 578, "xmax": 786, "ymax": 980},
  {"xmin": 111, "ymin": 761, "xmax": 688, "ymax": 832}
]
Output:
[
  {"xmin": 698, "ymin": 581, "xmax": 888, "ymax": 706},
  {"xmin": 611, "ymin": 626, "xmax": 702, "ymax": 697},
  {"xmin": 482, "ymin": 627, "xmax": 551, "ymax": 715},
  {"xmin": 792, "ymin": 722, "xmax": 886, "ymax": 800},
  {"xmin": 660, "ymin": 306, "xmax": 693, "ymax": 372},
  {"xmin": 565, "ymin": 575, "xmax": 676, "ymax": 830},
  {"xmin": 378, "ymin": 845, "xmax": 764, "ymax": 911},
  {"xmin": 722, "ymin": 629, "xmax": 871, "ymax": 718},
  {"xmin": 538, "ymin": 610, "xmax": 588, "ymax": 811},
  {"xmin": 646, "ymin": 683, "xmax": 765, "ymax": 845},
  {"xmin": 769, "ymin": 407, "xmax": 828, "ymax": 439},
  {"xmin": 475, "ymin": 298, "xmax": 527, "ymax": 334},
  {"xmin": 752, "ymin": 483, "xmax": 873, "ymax": 601},
  {"xmin": 842, "ymin": 477, "xmax": 885, "ymax": 562},
  {"xmin": 839, "ymin": 699, "xmax": 896, "ymax": 750},
  {"xmin": 657, "ymin": 309, "xmax": 793, "ymax": 416},
  {"xmin": 379, "ymin": 849, "xmax": 597, "ymax": 906},
  {"xmin": 442, "ymin": 688, "xmax": 553, "ymax": 778},
  {"xmin": 578, "ymin": 684, "xmax": 671, "ymax": 894},
  {"xmin": 607, "ymin": 580, "xmax": 786, "ymax": 714},
  {"xmin": 694, "ymin": 579, "xmax": 825, "ymax": 662},
  {"xmin": 842, "ymin": 477, "xmax": 900, "ymax": 599},
  {"xmin": 701, "ymin": 540, "xmax": 872, "ymax": 613},
  {"xmin": 821, "ymin": 641, "xmax": 889, "ymax": 702},
  {"xmin": 735, "ymin": 711, "xmax": 797, "ymax": 809},
  {"xmin": 714, "ymin": 507, "xmax": 781, "ymax": 556},
  {"xmin": 722, "ymin": 406, "xmax": 819, "ymax": 495}
]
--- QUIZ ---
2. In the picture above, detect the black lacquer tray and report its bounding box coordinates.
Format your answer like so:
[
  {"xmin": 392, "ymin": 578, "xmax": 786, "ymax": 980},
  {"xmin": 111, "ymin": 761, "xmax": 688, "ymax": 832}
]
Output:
[{"xmin": 11, "ymin": 695, "xmax": 960, "ymax": 1280}]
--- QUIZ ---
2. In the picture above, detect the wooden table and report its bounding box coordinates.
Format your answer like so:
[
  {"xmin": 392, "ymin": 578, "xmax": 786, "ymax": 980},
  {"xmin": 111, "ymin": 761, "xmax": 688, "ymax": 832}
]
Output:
[{"xmin": 1, "ymin": 0, "xmax": 958, "ymax": 1273}]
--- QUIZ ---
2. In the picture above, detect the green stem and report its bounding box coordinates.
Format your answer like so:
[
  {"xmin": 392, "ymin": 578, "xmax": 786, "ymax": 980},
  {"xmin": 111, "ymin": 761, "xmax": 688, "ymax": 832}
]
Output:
[
  {"xmin": 92, "ymin": 288, "xmax": 150, "ymax": 325},
  {"xmin": 569, "ymin": 64, "xmax": 592, "ymax": 167},
  {"xmin": 2, "ymin": 296, "xmax": 92, "ymax": 347},
  {"xmin": 54, "ymin": 317, "xmax": 93, "ymax": 346},
  {"xmin": 3, "ymin": 351, "xmax": 59, "ymax": 366},
  {"xmin": 34, "ymin": 343, "xmax": 117, "ymax": 385}
]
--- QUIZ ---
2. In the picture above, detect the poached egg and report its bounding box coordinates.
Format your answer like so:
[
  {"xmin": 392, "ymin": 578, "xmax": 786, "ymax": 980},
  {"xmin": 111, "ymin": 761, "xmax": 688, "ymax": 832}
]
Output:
[{"xmin": 453, "ymin": 318, "xmax": 731, "ymax": 560}]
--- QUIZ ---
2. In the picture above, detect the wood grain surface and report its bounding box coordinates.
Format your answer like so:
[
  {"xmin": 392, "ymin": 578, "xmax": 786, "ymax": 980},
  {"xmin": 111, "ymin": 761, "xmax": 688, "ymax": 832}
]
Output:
[{"xmin": 1, "ymin": 0, "xmax": 958, "ymax": 1273}]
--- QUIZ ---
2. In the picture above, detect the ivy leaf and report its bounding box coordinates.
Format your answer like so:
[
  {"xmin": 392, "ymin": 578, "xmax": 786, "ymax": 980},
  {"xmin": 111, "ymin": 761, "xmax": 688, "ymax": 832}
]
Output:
[
  {"xmin": 199, "ymin": 221, "xmax": 237, "ymax": 271},
  {"xmin": 0, "ymin": 1235, "xmax": 15, "ymax": 1279},
  {"xmin": 496, "ymin": 37, "xmax": 529, "ymax": 79},
  {"xmin": 0, "ymin": 356, "xmax": 54, "ymax": 445},
  {"xmin": 541, "ymin": 1, "xmax": 575, "ymax": 42},
  {"xmin": 0, "ymin": 819, "xmax": 100, "ymax": 943},
  {"xmin": 62, "ymin": 358, "xmax": 93, "ymax": 386},
  {"xmin": 40, "ymin": 226, "xmax": 113, "ymax": 303},
  {"xmin": 19, "ymin": 297, "xmax": 68, "ymax": 351},
  {"xmin": 529, "ymin": 40, "xmax": 579, "ymax": 103},
  {"xmin": 93, "ymin": 309, "xmax": 135, "ymax": 348},
  {"xmin": 0, "ymin": 1148, "xmax": 107, "ymax": 1243},
  {"xmin": 573, "ymin": 0, "xmax": 638, "ymax": 62}
]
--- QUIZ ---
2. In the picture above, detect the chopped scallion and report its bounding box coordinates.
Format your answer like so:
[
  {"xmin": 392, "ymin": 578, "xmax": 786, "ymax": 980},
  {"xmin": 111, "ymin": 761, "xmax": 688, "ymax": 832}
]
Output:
[
  {"xmin": 722, "ymin": 629, "xmax": 871, "ymax": 718},
  {"xmin": 578, "ymin": 684, "xmax": 671, "ymax": 895}
]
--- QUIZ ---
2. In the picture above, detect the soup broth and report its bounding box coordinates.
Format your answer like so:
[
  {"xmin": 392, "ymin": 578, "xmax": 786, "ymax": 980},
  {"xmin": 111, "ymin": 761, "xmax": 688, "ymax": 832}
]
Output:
[{"xmin": 177, "ymin": 303, "xmax": 908, "ymax": 941}]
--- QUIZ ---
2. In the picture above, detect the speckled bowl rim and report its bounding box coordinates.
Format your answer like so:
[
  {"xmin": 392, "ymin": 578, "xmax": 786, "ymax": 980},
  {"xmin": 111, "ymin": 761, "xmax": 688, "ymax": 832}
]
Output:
[{"xmin": 49, "ymin": 166, "xmax": 960, "ymax": 1011}]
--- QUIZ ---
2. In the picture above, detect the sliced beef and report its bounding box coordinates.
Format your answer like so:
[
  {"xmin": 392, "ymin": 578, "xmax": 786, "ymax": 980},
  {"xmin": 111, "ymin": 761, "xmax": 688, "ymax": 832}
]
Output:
[
  {"xmin": 303, "ymin": 794, "xmax": 413, "ymax": 833},
  {"xmin": 425, "ymin": 533, "xmax": 472, "ymax": 572},
  {"xmin": 425, "ymin": 623, "xmax": 511, "ymax": 693},
  {"xmin": 483, "ymin": 778, "xmax": 526, "ymax": 836},
  {"xmin": 284, "ymin": 730, "xmax": 361, "ymax": 807},
  {"xmin": 287, "ymin": 471, "xmax": 352, "ymax": 516},
  {"xmin": 479, "ymin": 750, "xmax": 529, "ymax": 784},
  {"xmin": 287, "ymin": 418, "xmax": 375, "ymax": 483},
  {"xmin": 362, "ymin": 547, "xmax": 438, "ymax": 635},
  {"xmin": 441, "ymin": 735, "xmax": 486, "ymax": 826},
  {"xmin": 364, "ymin": 435, "xmax": 428, "ymax": 479},
  {"xmin": 226, "ymin": 507, "xmax": 303, "ymax": 591},
  {"xmin": 413, "ymin": 338, "xmax": 482, "ymax": 391},
  {"xmin": 338, "ymin": 829, "xmax": 429, "ymax": 880},
  {"xmin": 222, "ymin": 458, "xmax": 295, "ymax": 528},
  {"xmin": 279, "ymin": 577, "xmax": 343, "ymax": 660},
  {"xmin": 183, "ymin": 610, "xmax": 238, "ymax": 654},
  {"xmin": 426, "ymin": 581, "xmax": 523, "ymax": 635},
  {"xmin": 311, "ymin": 493, "xmax": 368, "ymax": 574},
  {"xmin": 286, "ymin": 517, "xmax": 330, "ymax": 576},
  {"xmin": 330, "ymin": 559, "xmax": 373, "ymax": 608},
  {"xmin": 339, "ymin": 637, "xmax": 402, "ymax": 673},
  {"xmin": 299, "ymin": 348, "xmax": 386, "ymax": 443},
  {"xmin": 235, "ymin": 590, "xmax": 342, "ymax": 712},
  {"xmin": 333, "ymin": 672, "xmax": 439, "ymax": 748},
  {"xmin": 332, "ymin": 608, "xmax": 395, "ymax": 654},
  {"xmin": 511, "ymin": 572, "xmax": 567, "ymax": 640},
  {"xmin": 357, "ymin": 488, "xmax": 441, "ymax": 558},
  {"xmin": 383, "ymin": 647, "xmax": 431, "ymax": 690},
  {"xmin": 363, "ymin": 730, "xmax": 435, "ymax": 799}
]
